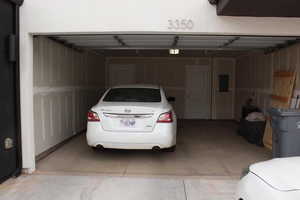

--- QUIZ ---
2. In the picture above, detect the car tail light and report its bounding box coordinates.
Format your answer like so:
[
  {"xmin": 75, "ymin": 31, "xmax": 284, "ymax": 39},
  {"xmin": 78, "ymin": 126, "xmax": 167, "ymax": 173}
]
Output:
[
  {"xmin": 87, "ymin": 111, "xmax": 100, "ymax": 122},
  {"xmin": 157, "ymin": 111, "xmax": 173, "ymax": 123}
]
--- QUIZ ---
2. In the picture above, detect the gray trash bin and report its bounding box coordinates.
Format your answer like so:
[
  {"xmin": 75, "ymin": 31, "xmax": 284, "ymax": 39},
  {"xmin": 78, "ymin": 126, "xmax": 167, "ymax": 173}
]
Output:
[{"xmin": 268, "ymin": 108, "xmax": 300, "ymax": 158}]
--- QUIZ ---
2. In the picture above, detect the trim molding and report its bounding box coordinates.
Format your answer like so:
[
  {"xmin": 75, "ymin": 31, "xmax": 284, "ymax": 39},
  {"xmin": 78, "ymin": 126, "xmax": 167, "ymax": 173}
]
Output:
[
  {"xmin": 35, "ymin": 130, "xmax": 86, "ymax": 162},
  {"xmin": 34, "ymin": 86, "xmax": 105, "ymax": 95},
  {"xmin": 9, "ymin": 0, "xmax": 24, "ymax": 6}
]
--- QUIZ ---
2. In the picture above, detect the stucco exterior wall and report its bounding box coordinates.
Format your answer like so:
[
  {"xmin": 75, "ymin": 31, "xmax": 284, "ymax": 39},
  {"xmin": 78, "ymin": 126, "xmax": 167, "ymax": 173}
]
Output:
[
  {"xmin": 20, "ymin": 0, "xmax": 300, "ymax": 36},
  {"xmin": 20, "ymin": 0, "xmax": 300, "ymax": 171}
]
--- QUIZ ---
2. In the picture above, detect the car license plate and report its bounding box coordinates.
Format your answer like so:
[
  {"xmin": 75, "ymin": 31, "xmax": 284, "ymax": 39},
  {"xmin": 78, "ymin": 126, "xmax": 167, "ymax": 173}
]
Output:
[{"xmin": 120, "ymin": 119, "xmax": 136, "ymax": 127}]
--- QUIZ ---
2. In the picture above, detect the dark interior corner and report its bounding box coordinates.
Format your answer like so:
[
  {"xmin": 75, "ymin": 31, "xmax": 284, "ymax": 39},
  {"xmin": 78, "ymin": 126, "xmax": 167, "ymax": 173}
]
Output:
[{"xmin": 215, "ymin": 0, "xmax": 300, "ymax": 17}]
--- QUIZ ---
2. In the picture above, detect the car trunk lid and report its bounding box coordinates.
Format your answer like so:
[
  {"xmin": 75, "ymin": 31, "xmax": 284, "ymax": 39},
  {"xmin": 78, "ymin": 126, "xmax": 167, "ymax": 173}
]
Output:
[{"xmin": 95, "ymin": 102, "xmax": 163, "ymax": 132}]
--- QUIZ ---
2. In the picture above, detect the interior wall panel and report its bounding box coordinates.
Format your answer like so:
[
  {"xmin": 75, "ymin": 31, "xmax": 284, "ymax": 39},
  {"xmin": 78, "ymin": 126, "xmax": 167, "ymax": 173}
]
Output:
[
  {"xmin": 33, "ymin": 37, "xmax": 105, "ymax": 156},
  {"xmin": 235, "ymin": 43, "xmax": 300, "ymax": 120},
  {"xmin": 212, "ymin": 58, "xmax": 236, "ymax": 119},
  {"xmin": 107, "ymin": 57, "xmax": 209, "ymax": 119},
  {"xmin": 107, "ymin": 57, "xmax": 232, "ymax": 119}
]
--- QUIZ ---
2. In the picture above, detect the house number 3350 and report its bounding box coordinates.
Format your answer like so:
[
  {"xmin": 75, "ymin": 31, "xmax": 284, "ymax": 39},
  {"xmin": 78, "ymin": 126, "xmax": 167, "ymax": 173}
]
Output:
[{"xmin": 168, "ymin": 19, "xmax": 194, "ymax": 30}]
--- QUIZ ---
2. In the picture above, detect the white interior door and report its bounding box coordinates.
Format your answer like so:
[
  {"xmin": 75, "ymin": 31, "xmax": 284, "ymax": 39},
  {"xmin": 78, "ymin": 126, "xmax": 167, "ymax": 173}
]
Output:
[
  {"xmin": 109, "ymin": 64, "xmax": 136, "ymax": 87},
  {"xmin": 184, "ymin": 65, "xmax": 211, "ymax": 119},
  {"xmin": 212, "ymin": 58, "xmax": 235, "ymax": 119}
]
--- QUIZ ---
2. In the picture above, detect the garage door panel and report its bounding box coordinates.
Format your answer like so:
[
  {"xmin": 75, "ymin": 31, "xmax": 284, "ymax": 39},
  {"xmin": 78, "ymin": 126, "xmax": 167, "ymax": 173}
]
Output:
[
  {"xmin": 212, "ymin": 58, "xmax": 235, "ymax": 120},
  {"xmin": 185, "ymin": 65, "xmax": 211, "ymax": 119}
]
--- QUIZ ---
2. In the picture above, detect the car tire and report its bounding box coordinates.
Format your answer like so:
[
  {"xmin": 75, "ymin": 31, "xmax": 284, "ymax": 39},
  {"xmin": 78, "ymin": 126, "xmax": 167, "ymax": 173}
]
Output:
[
  {"xmin": 164, "ymin": 146, "xmax": 176, "ymax": 152},
  {"xmin": 91, "ymin": 146, "xmax": 104, "ymax": 152},
  {"xmin": 91, "ymin": 147, "xmax": 99, "ymax": 151}
]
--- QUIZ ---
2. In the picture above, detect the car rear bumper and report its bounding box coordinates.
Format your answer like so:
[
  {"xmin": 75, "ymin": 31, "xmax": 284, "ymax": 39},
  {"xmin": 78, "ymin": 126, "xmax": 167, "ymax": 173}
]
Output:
[{"xmin": 86, "ymin": 122, "xmax": 177, "ymax": 149}]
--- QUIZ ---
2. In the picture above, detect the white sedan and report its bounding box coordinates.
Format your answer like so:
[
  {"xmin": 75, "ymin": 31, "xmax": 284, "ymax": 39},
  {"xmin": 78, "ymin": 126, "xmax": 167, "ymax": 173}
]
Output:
[
  {"xmin": 86, "ymin": 84, "xmax": 177, "ymax": 151},
  {"xmin": 236, "ymin": 157, "xmax": 300, "ymax": 200}
]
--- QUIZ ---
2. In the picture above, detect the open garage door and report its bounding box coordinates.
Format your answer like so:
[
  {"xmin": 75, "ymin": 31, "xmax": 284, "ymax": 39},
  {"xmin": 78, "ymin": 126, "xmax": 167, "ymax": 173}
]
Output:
[
  {"xmin": 51, "ymin": 34, "xmax": 298, "ymax": 120},
  {"xmin": 32, "ymin": 34, "xmax": 299, "ymax": 177}
]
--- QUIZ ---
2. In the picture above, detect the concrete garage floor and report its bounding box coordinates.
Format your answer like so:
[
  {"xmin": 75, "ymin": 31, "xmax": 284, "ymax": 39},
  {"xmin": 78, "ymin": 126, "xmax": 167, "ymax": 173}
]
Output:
[
  {"xmin": 0, "ymin": 121, "xmax": 271, "ymax": 200},
  {"xmin": 36, "ymin": 120, "xmax": 271, "ymax": 177},
  {"xmin": 0, "ymin": 174, "xmax": 238, "ymax": 200}
]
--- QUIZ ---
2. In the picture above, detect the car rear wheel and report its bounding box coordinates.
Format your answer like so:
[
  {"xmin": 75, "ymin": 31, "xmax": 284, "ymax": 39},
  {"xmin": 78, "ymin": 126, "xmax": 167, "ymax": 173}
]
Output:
[
  {"xmin": 164, "ymin": 146, "xmax": 176, "ymax": 152},
  {"xmin": 91, "ymin": 145, "xmax": 104, "ymax": 151}
]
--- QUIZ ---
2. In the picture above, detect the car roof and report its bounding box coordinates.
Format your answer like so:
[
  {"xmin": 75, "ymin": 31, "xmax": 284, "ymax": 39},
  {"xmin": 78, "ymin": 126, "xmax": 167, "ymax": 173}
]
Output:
[{"xmin": 111, "ymin": 84, "xmax": 160, "ymax": 89}]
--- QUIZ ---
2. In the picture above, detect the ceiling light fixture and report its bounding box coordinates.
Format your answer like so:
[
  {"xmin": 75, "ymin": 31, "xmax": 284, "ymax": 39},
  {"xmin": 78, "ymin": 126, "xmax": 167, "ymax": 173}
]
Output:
[{"xmin": 169, "ymin": 49, "xmax": 180, "ymax": 55}]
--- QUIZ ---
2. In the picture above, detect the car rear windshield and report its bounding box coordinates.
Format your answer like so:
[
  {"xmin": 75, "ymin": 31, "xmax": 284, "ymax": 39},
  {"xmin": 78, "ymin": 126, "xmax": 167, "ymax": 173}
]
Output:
[{"xmin": 103, "ymin": 88, "xmax": 161, "ymax": 102}]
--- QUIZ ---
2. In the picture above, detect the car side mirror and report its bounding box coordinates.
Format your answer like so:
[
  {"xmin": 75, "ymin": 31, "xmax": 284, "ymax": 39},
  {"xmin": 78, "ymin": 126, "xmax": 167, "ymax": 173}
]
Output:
[{"xmin": 167, "ymin": 97, "xmax": 176, "ymax": 102}]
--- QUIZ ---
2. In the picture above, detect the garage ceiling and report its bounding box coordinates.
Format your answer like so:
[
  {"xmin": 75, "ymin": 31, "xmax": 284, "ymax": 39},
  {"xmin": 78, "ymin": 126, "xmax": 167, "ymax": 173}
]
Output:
[{"xmin": 50, "ymin": 35, "xmax": 299, "ymax": 52}]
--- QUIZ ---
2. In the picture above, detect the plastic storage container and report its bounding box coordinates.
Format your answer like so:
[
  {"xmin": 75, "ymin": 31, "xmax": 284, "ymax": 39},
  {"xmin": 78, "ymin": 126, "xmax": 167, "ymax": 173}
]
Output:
[{"xmin": 268, "ymin": 108, "xmax": 300, "ymax": 158}]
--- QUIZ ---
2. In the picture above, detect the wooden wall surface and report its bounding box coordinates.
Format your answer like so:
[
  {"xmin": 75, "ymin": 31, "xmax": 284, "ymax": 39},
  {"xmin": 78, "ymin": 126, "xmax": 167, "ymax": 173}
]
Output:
[
  {"xmin": 235, "ymin": 44, "xmax": 300, "ymax": 120},
  {"xmin": 33, "ymin": 37, "xmax": 106, "ymax": 155},
  {"xmin": 107, "ymin": 57, "xmax": 235, "ymax": 119}
]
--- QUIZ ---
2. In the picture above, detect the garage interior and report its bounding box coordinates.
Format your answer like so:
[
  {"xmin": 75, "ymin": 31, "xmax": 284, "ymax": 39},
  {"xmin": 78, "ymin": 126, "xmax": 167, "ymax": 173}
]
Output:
[{"xmin": 32, "ymin": 34, "xmax": 300, "ymax": 177}]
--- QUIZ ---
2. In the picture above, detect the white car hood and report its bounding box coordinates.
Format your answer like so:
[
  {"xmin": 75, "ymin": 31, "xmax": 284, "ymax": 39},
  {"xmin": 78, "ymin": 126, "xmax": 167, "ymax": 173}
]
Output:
[{"xmin": 250, "ymin": 157, "xmax": 300, "ymax": 191}]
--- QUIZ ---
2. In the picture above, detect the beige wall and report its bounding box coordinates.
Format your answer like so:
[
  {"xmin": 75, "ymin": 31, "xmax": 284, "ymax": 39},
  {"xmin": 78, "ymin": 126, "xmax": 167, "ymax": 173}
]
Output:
[
  {"xmin": 33, "ymin": 37, "xmax": 105, "ymax": 156},
  {"xmin": 107, "ymin": 57, "xmax": 211, "ymax": 118},
  {"xmin": 212, "ymin": 58, "xmax": 236, "ymax": 119},
  {"xmin": 235, "ymin": 44, "xmax": 300, "ymax": 120},
  {"xmin": 107, "ymin": 57, "xmax": 235, "ymax": 119}
]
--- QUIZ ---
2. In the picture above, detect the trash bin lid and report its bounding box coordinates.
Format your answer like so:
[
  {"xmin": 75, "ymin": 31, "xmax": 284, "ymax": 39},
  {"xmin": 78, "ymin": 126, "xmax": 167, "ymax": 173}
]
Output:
[{"xmin": 268, "ymin": 108, "xmax": 300, "ymax": 117}]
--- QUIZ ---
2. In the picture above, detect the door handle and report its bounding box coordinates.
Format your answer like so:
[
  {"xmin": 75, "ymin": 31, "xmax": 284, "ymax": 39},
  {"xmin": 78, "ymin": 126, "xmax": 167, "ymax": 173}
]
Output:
[{"xmin": 4, "ymin": 138, "xmax": 14, "ymax": 150}]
